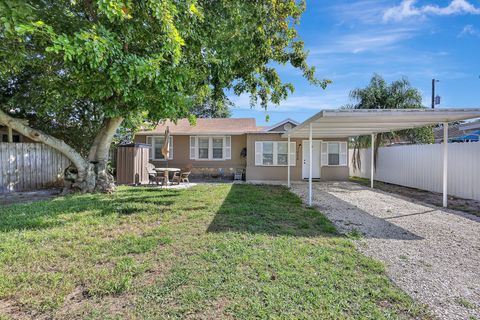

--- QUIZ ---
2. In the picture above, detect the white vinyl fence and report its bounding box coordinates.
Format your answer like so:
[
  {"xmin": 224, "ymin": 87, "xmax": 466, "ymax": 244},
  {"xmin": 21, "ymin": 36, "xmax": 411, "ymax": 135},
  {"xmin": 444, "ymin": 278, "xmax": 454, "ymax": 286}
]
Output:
[
  {"xmin": 0, "ymin": 143, "xmax": 71, "ymax": 193},
  {"xmin": 349, "ymin": 141, "xmax": 480, "ymax": 201}
]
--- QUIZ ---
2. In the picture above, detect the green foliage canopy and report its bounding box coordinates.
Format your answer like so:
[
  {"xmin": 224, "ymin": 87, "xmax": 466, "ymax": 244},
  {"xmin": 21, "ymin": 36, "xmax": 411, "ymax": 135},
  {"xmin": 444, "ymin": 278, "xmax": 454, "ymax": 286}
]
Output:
[{"xmin": 0, "ymin": 0, "xmax": 328, "ymax": 126}]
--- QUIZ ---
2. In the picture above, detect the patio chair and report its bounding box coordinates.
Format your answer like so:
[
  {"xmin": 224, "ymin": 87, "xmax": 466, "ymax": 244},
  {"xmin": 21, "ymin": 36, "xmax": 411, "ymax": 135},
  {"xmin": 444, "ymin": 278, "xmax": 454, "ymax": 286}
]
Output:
[
  {"xmin": 146, "ymin": 163, "xmax": 165, "ymax": 186},
  {"xmin": 146, "ymin": 163, "xmax": 157, "ymax": 185},
  {"xmin": 179, "ymin": 171, "xmax": 191, "ymax": 183},
  {"xmin": 172, "ymin": 166, "xmax": 191, "ymax": 184},
  {"xmin": 155, "ymin": 170, "xmax": 166, "ymax": 186},
  {"xmin": 171, "ymin": 170, "xmax": 181, "ymax": 185}
]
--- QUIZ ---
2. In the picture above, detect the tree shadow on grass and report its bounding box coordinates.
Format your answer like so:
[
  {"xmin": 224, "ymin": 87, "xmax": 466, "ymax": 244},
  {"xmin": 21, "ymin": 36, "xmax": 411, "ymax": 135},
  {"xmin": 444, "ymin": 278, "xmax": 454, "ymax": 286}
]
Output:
[
  {"xmin": 207, "ymin": 184, "xmax": 422, "ymax": 240},
  {"xmin": 0, "ymin": 188, "xmax": 179, "ymax": 232},
  {"xmin": 207, "ymin": 184, "xmax": 338, "ymax": 237}
]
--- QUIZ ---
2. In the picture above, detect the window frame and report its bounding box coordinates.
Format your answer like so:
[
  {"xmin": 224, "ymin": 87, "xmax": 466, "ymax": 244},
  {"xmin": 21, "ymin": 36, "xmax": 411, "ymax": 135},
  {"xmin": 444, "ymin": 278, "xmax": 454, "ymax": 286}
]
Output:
[
  {"xmin": 197, "ymin": 137, "xmax": 210, "ymax": 160},
  {"xmin": 190, "ymin": 136, "xmax": 231, "ymax": 161},
  {"xmin": 146, "ymin": 135, "xmax": 173, "ymax": 161},
  {"xmin": 322, "ymin": 141, "xmax": 348, "ymax": 167},
  {"xmin": 255, "ymin": 141, "xmax": 295, "ymax": 167},
  {"xmin": 328, "ymin": 142, "xmax": 340, "ymax": 166}
]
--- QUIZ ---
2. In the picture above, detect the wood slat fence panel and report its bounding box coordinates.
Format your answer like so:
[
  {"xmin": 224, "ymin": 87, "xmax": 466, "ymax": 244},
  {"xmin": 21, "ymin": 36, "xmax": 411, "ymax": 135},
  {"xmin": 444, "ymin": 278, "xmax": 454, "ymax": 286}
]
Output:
[
  {"xmin": 349, "ymin": 141, "xmax": 480, "ymax": 201},
  {"xmin": 0, "ymin": 143, "xmax": 71, "ymax": 193}
]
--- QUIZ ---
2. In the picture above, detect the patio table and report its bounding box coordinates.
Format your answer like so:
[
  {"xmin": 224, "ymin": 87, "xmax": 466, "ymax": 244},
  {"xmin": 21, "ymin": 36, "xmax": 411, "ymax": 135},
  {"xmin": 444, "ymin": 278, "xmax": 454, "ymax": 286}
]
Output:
[{"xmin": 154, "ymin": 167, "xmax": 181, "ymax": 185}]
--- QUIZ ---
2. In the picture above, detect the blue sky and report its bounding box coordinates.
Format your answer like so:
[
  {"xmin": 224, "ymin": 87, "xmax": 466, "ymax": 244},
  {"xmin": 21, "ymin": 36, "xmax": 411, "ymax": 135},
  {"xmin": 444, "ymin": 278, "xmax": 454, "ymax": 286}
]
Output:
[{"xmin": 231, "ymin": 0, "xmax": 480, "ymax": 126}]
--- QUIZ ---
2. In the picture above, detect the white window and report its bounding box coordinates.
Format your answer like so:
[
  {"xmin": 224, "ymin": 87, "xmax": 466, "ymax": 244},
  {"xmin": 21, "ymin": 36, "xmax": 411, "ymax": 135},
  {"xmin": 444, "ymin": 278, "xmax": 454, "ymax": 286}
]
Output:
[
  {"xmin": 212, "ymin": 138, "xmax": 223, "ymax": 159},
  {"xmin": 255, "ymin": 141, "xmax": 296, "ymax": 166},
  {"xmin": 262, "ymin": 142, "xmax": 274, "ymax": 165},
  {"xmin": 321, "ymin": 141, "xmax": 347, "ymax": 166},
  {"xmin": 146, "ymin": 136, "xmax": 173, "ymax": 160},
  {"xmin": 198, "ymin": 137, "xmax": 210, "ymax": 159},
  {"xmin": 277, "ymin": 142, "xmax": 288, "ymax": 165},
  {"xmin": 189, "ymin": 136, "xmax": 231, "ymax": 161}
]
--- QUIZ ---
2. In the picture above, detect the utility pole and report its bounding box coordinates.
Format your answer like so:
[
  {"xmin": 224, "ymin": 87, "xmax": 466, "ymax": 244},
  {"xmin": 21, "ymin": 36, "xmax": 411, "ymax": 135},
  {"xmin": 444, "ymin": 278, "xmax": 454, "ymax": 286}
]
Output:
[{"xmin": 431, "ymin": 79, "xmax": 439, "ymax": 109}]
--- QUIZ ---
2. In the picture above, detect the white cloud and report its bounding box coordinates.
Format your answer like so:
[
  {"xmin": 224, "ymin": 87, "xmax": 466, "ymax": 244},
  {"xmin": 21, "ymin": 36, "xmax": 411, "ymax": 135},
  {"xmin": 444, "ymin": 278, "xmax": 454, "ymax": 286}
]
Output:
[
  {"xmin": 229, "ymin": 91, "xmax": 347, "ymax": 112},
  {"xmin": 423, "ymin": 0, "xmax": 480, "ymax": 15},
  {"xmin": 310, "ymin": 28, "xmax": 415, "ymax": 55},
  {"xmin": 458, "ymin": 24, "xmax": 480, "ymax": 37},
  {"xmin": 383, "ymin": 0, "xmax": 480, "ymax": 22},
  {"xmin": 383, "ymin": 0, "xmax": 422, "ymax": 21},
  {"xmin": 330, "ymin": 0, "xmax": 392, "ymax": 25}
]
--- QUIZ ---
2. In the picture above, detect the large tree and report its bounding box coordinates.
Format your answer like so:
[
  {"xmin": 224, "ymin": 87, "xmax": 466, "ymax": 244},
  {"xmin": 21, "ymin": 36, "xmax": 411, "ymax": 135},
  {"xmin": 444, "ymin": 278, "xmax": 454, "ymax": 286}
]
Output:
[
  {"xmin": 0, "ymin": 0, "xmax": 328, "ymax": 192},
  {"xmin": 348, "ymin": 74, "xmax": 434, "ymax": 170}
]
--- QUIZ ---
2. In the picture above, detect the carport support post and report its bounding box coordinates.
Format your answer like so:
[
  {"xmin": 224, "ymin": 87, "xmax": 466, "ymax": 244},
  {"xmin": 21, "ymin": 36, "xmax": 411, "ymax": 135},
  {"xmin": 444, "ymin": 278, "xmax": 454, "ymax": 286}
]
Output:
[
  {"xmin": 443, "ymin": 122, "xmax": 448, "ymax": 208},
  {"xmin": 370, "ymin": 133, "xmax": 375, "ymax": 189},
  {"xmin": 287, "ymin": 134, "xmax": 291, "ymax": 188},
  {"xmin": 308, "ymin": 123, "xmax": 313, "ymax": 206}
]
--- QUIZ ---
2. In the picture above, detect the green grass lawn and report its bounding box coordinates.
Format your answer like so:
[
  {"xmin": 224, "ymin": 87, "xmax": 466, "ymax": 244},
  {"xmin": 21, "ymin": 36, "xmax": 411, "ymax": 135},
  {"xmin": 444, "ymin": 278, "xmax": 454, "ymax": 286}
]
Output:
[{"xmin": 0, "ymin": 184, "xmax": 430, "ymax": 319}]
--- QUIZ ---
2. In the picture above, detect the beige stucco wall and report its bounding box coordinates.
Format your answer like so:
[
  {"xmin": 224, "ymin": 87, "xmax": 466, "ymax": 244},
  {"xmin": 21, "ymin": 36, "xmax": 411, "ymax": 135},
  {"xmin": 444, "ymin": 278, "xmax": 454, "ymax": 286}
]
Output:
[
  {"xmin": 134, "ymin": 132, "xmax": 349, "ymax": 181},
  {"xmin": 245, "ymin": 133, "xmax": 303, "ymax": 181},
  {"xmin": 245, "ymin": 133, "xmax": 349, "ymax": 181},
  {"xmin": 133, "ymin": 134, "xmax": 247, "ymax": 171}
]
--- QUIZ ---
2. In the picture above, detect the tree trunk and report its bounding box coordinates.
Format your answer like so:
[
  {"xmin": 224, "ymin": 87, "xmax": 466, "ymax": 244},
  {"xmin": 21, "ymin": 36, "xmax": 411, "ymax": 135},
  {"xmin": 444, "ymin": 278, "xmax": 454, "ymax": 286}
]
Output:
[
  {"xmin": 0, "ymin": 109, "xmax": 123, "ymax": 193},
  {"xmin": 88, "ymin": 117, "xmax": 124, "ymax": 192}
]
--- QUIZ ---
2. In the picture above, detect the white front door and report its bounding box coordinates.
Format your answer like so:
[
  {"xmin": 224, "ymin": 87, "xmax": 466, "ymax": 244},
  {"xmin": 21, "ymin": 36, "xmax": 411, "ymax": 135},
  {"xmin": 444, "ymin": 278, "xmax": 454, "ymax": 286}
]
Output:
[{"xmin": 302, "ymin": 140, "xmax": 321, "ymax": 179}]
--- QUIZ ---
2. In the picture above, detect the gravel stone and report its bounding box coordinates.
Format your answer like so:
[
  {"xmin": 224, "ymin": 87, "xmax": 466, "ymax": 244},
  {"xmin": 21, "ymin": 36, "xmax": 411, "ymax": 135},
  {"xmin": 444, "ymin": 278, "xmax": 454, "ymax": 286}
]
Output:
[{"xmin": 290, "ymin": 181, "xmax": 480, "ymax": 320}]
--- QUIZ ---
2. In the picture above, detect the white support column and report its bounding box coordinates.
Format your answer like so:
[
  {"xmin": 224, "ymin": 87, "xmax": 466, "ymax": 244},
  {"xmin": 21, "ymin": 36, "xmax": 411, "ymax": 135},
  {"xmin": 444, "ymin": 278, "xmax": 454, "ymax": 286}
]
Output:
[
  {"xmin": 287, "ymin": 134, "xmax": 291, "ymax": 188},
  {"xmin": 443, "ymin": 122, "xmax": 448, "ymax": 208},
  {"xmin": 308, "ymin": 123, "xmax": 313, "ymax": 206},
  {"xmin": 370, "ymin": 133, "xmax": 375, "ymax": 189}
]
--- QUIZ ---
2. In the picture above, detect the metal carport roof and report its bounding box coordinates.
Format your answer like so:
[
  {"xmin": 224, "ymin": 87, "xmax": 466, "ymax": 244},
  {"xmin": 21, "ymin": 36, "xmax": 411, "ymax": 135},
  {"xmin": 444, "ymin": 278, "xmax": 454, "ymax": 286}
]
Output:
[
  {"xmin": 281, "ymin": 108, "xmax": 480, "ymax": 208},
  {"xmin": 282, "ymin": 108, "xmax": 480, "ymax": 138}
]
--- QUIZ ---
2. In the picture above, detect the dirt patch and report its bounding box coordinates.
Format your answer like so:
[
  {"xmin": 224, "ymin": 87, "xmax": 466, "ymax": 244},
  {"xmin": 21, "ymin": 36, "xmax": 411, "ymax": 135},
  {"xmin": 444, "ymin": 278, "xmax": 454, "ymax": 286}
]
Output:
[
  {"xmin": 0, "ymin": 299, "xmax": 49, "ymax": 320},
  {"xmin": 0, "ymin": 189, "xmax": 61, "ymax": 206}
]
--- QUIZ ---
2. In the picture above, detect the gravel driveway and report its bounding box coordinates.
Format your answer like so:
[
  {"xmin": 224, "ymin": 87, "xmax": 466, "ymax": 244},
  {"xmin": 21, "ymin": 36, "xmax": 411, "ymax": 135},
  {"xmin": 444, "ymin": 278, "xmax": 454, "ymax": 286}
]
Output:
[{"xmin": 290, "ymin": 181, "xmax": 480, "ymax": 320}]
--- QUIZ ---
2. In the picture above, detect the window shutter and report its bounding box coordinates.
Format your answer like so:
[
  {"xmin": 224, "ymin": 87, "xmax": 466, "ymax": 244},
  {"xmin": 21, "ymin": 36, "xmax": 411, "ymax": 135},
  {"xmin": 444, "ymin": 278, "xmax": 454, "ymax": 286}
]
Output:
[
  {"xmin": 189, "ymin": 136, "xmax": 196, "ymax": 160},
  {"xmin": 146, "ymin": 137, "xmax": 153, "ymax": 160},
  {"xmin": 224, "ymin": 136, "xmax": 231, "ymax": 160},
  {"xmin": 321, "ymin": 142, "xmax": 328, "ymax": 166},
  {"xmin": 255, "ymin": 142, "xmax": 262, "ymax": 166},
  {"xmin": 339, "ymin": 142, "xmax": 347, "ymax": 166},
  {"xmin": 289, "ymin": 142, "xmax": 296, "ymax": 166},
  {"xmin": 168, "ymin": 136, "xmax": 174, "ymax": 160}
]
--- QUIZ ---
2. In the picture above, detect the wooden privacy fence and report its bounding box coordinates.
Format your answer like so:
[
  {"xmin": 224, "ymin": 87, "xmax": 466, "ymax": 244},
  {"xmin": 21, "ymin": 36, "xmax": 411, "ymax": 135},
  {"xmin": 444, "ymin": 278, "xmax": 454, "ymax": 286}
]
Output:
[
  {"xmin": 349, "ymin": 141, "xmax": 480, "ymax": 201},
  {"xmin": 0, "ymin": 143, "xmax": 71, "ymax": 193}
]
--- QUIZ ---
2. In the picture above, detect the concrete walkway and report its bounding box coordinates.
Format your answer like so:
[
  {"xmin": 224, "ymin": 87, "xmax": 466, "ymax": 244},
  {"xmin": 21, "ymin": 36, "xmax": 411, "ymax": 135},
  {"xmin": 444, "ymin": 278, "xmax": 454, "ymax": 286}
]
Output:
[{"xmin": 290, "ymin": 181, "xmax": 480, "ymax": 320}]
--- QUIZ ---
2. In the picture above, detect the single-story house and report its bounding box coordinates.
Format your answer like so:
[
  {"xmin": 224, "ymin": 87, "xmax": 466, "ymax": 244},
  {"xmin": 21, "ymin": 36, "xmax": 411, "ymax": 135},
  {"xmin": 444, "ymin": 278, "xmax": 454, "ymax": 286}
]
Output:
[
  {"xmin": 134, "ymin": 108, "xmax": 480, "ymax": 208},
  {"xmin": 133, "ymin": 117, "xmax": 349, "ymax": 181}
]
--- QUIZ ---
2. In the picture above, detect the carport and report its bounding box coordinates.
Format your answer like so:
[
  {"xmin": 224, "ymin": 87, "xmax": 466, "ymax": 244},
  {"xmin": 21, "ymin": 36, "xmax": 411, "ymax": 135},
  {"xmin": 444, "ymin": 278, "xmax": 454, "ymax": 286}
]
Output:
[{"xmin": 282, "ymin": 108, "xmax": 480, "ymax": 208}]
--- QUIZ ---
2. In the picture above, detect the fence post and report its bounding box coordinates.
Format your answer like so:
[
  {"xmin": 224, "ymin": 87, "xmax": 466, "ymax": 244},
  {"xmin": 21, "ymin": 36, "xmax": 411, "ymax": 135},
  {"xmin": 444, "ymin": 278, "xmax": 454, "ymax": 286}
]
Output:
[{"xmin": 442, "ymin": 123, "xmax": 448, "ymax": 208}]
